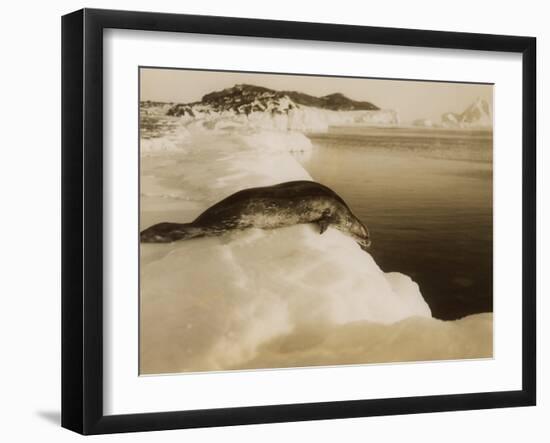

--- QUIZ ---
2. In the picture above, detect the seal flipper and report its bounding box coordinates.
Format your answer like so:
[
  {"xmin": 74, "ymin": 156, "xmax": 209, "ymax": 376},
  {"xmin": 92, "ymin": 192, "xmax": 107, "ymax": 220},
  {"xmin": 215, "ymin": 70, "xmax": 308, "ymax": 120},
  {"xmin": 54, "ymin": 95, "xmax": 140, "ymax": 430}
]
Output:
[
  {"xmin": 317, "ymin": 209, "xmax": 332, "ymax": 234},
  {"xmin": 140, "ymin": 222, "xmax": 205, "ymax": 243}
]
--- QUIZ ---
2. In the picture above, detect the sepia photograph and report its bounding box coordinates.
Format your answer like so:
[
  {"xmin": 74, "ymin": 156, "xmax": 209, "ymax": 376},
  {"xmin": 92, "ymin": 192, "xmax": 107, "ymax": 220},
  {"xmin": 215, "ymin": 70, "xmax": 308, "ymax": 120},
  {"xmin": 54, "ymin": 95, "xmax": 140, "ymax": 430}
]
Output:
[{"xmin": 139, "ymin": 67, "xmax": 493, "ymax": 375}]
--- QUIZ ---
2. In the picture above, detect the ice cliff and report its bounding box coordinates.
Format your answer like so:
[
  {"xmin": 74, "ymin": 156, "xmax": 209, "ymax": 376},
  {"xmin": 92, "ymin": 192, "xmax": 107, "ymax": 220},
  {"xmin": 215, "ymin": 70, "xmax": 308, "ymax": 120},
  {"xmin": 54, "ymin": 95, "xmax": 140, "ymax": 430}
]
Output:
[{"xmin": 165, "ymin": 84, "xmax": 399, "ymax": 133}]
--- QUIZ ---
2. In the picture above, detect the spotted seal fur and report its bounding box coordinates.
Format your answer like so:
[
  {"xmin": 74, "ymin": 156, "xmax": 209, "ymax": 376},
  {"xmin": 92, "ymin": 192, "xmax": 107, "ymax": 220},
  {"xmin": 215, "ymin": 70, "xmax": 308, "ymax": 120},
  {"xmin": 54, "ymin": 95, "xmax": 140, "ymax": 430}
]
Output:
[{"xmin": 140, "ymin": 180, "xmax": 371, "ymax": 250}]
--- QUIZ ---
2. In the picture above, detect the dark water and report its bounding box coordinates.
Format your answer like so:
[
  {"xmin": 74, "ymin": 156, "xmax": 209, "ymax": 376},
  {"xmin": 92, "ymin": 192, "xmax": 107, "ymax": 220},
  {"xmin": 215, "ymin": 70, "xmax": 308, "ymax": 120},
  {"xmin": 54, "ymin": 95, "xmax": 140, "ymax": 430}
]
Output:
[{"xmin": 297, "ymin": 126, "xmax": 493, "ymax": 320}]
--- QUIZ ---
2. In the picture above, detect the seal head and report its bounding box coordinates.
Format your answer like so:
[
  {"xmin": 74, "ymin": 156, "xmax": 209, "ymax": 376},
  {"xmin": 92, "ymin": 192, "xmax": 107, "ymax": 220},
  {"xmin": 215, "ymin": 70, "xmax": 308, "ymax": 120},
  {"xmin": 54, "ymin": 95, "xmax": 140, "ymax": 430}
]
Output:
[{"xmin": 334, "ymin": 214, "xmax": 371, "ymax": 250}]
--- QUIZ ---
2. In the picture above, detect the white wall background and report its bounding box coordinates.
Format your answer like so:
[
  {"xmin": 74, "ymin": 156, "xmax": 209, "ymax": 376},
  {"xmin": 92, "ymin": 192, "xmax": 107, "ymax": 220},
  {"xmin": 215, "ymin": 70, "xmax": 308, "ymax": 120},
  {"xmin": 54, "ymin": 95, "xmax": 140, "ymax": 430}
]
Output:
[{"xmin": 0, "ymin": 0, "xmax": 545, "ymax": 441}]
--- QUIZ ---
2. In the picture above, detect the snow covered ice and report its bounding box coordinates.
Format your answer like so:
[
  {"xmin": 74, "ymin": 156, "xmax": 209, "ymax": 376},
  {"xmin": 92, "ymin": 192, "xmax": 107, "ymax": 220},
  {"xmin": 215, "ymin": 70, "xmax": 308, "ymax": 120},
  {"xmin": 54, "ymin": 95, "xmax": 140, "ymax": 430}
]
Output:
[{"xmin": 139, "ymin": 112, "xmax": 492, "ymax": 374}]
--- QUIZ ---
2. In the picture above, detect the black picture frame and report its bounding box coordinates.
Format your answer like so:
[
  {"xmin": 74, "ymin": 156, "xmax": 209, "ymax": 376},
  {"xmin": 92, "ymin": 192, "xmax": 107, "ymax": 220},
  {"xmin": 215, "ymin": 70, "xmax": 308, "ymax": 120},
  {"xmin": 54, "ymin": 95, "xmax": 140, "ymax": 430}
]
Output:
[{"xmin": 61, "ymin": 8, "xmax": 536, "ymax": 435}]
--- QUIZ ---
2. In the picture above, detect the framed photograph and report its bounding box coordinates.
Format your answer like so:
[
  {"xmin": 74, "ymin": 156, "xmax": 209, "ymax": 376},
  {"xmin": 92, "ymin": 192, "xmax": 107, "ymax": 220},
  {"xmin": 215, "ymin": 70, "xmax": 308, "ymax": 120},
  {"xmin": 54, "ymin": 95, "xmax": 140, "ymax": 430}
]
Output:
[{"xmin": 61, "ymin": 8, "xmax": 536, "ymax": 435}]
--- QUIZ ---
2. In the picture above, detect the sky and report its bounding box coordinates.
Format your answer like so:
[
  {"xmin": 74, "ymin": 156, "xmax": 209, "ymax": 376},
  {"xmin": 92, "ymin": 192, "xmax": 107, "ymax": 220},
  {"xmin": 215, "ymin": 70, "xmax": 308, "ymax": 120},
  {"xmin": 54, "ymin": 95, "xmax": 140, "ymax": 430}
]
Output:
[{"xmin": 140, "ymin": 67, "xmax": 493, "ymax": 124}]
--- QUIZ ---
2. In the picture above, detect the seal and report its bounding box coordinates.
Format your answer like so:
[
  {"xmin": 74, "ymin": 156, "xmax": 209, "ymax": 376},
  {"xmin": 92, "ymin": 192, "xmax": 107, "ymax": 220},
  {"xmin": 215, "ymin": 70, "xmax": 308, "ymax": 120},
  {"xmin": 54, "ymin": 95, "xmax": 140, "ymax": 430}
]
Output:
[{"xmin": 140, "ymin": 180, "xmax": 371, "ymax": 250}]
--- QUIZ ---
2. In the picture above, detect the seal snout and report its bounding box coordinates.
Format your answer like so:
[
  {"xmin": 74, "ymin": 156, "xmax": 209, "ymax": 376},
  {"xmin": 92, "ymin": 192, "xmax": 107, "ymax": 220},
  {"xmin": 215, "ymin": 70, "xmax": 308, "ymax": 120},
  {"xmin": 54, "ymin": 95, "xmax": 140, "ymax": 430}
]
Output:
[
  {"xmin": 348, "ymin": 218, "xmax": 371, "ymax": 250},
  {"xmin": 360, "ymin": 238, "xmax": 372, "ymax": 250},
  {"xmin": 356, "ymin": 234, "xmax": 371, "ymax": 250}
]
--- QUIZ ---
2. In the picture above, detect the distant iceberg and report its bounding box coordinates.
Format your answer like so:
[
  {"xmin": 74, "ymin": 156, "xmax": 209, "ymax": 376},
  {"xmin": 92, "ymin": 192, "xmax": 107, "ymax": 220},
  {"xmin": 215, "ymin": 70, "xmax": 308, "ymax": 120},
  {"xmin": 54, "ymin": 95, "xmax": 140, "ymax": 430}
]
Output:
[
  {"xmin": 412, "ymin": 118, "xmax": 434, "ymax": 128},
  {"xmin": 440, "ymin": 98, "xmax": 493, "ymax": 129},
  {"xmin": 410, "ymin": 98, "xmax": 493, "ymax": 129}
]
